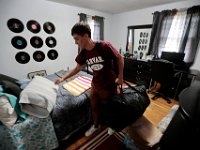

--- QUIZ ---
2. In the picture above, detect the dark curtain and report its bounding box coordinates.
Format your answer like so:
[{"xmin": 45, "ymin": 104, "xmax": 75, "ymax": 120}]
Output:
[
  {"xmin": 157, "ymin": 9, "xmax": 177, "ymax": 57},
  {"xmin": 178, "ymin": 5, "xmax": 200, "ymax": 64},
  {"xmin": 79, "ymin": 13, "xmax": 87, "ymax": 22},
  {"xmin": 148, "ymin": 10, "xmax": 176, "ymax": 57},
  {"xmin": 93, "ymin": 16, "xmax": 104, "ymax": 41},
  {"xmin": 77, "ymin": 13, "xmax": 87, "ymax": 53}
]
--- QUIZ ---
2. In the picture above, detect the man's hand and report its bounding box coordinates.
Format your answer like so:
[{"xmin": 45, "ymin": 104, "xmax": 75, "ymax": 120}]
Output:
[
  {"xmin": 54, "ymin": 78, "xmax": 63, "ymax": 85},
  {"xmin": 115, "ymin": 78, "xmax": 123, "ymax": 85}
]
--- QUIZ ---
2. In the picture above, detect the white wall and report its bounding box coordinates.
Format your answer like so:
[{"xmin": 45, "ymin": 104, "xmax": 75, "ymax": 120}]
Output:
[
  {"xmin": 110, "ymin": 0, "xmax": 200, "ymax": 71},
  {"xmin": 0, "ymin": 0, "xmax": 112, "ymax": 79}
]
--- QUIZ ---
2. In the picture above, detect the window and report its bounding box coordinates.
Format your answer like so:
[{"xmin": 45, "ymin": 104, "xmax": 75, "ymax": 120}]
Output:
[
  {"xmin": 79, "ymin": 13, "xmax": 104, "ymax": 41},
  {"xmin": 149, "ymin": 6, "xmax": 200, "ymax": 63}
]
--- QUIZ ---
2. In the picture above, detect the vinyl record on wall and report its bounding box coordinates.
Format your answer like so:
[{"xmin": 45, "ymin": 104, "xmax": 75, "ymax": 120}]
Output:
[
  {"xmin": 140, "ymin": 52, "xmax": 144, "ymax": 59},
  {"xmin": 27, "ymin": 20, "xmax": 41, "ymax": 33},
  {"xmin": 15, "ymin": 51, "xmax": 30, "ymax": 64},
  {"xmin": 47, "ymin": 49, "xmax": 58, "ymax": 60},
  {"xmin": 11, "ymin": 36, "xmax": 27, "ymax": 49},
  {"xmin": 7, "ymin": 18, "xmax": 24, "ymax": 33},
  {"xmin": 138, "ymin": 45, "xmax": 141, "ymax": 50},
  {"xmin": 43, "ymin": 22, "xmax": 55, "ymax": 34},
  {"xmin": 140, "ymin": 32, "xmax": 143, "ymax": 38},
  {"xmin": 30, "ymin": 36, "xmax": 43, "ymax": 48},
  {"xmin": 33, "ymin": 51, "xmax": 45, "ymax": 62},
  {"xmin": 45, "ymin": 36, "xmax": 56, "ymax": 48}
]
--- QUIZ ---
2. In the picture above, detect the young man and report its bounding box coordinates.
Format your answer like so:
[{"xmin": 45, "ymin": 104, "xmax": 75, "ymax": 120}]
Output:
[{"xmin": 55, "ymin": 22, "xmax": 124, "ymax": 136}]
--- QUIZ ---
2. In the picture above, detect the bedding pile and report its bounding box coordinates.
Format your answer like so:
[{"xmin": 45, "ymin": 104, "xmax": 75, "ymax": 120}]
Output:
[
  {"xmin": 0, "ymin": 71, "xmax": 93, "ymax": 149},
  {"xmin": 19, "ymin": 76, "xmax": 58, "ymax": 118},
  {"xmin": 0, "ymin": 74, "xmax": 59, "ymax": 150}
]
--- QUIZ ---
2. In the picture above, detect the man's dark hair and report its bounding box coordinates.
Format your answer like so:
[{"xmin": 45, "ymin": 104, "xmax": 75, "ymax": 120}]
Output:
[{"xmin": 71, "ymin": 22, "xmax": 91, "ymax": 38}]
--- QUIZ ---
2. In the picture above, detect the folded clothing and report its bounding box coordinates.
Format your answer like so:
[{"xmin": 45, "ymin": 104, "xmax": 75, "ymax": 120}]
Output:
[
  {"xmin": 63, "ymin": 76, "xmax": 92, "ymax": 96},
  {"xmin": 20, "ymin": 76, "xmax": 58, "ymax": 118}
]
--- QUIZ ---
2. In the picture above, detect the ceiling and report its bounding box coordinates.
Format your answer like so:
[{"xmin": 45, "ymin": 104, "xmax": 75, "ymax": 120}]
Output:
[{"xmin": 47, "ymin": 0, "xmax": 189, "ymax": 14}]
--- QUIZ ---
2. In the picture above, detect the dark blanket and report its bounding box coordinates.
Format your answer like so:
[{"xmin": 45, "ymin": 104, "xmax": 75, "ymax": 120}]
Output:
[
  {"xmin": 47, "ymin": 72, "xmax": 92, "ymax": 140},
  {"xmin": 51, "ymin": 87, "xmax": 92, "ymax": 140}
]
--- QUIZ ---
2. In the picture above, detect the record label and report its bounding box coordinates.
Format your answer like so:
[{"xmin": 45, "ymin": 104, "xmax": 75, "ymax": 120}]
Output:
[
  {"xmin": 30, "ymin": 36, "xmax": 43, "ymax": 48},
  {"xmin": 33, "ymin": 51, "xmax": 45, "ymax": 62},
  {"xmin": 47, "ymin": 49, "xmax": 58, "ymax": 60},
  {"xmin": 43, "ymin": 22, "xmax": 55, "ymax": 34},
  {"xmin": 7, "ymin": 18, "xmax": 24, "ymax": 33},
  {"xmin": 45, "ymin": 36, "xmax": 56, "ymax": 48},
  {"xmin": 15, "ymin": 51, "xmax": 30, "ymax": 64},
  {"xmin": 11, "ymin": 36, "xmax": 27, "ymax": 49},
  {"xmin": 27, "ymin": 20, "xmax": 41, "ymax": 33}
]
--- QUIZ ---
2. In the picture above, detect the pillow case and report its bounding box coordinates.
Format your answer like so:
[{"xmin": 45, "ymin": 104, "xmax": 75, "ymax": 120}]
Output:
[
  {"xmin": 0, "ymin": 80, "xmax": 22, "ymax": 98},
  {"xmin": 19, "ymin": 76, "xmax": 58, "ymax": 118},
  {"xmin": 0, "ymin": 74, "xmax": 18, "ymax": 83},
  {"xmin": 0, "ymin": 95, "xmax": 18, "ymax": 127}
]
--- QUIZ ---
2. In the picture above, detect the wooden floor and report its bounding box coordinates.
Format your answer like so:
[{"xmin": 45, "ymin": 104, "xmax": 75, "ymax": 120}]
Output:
[
  {"xmin": 59, "ymin": 93, "xmax": 179, "ymax": 150},
  {"xmin": 143, "ymin": 93, "xmax": 179, "ymax": 126}
]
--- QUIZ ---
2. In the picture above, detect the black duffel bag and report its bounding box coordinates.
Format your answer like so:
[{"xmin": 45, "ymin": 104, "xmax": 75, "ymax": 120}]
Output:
[{"xmin": 100, "ymin": 81, "xmax": 150, "ymax": 131}]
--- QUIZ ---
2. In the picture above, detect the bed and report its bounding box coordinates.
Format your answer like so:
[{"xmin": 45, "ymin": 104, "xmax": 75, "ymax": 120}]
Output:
[{"xmin": 0, "ymin": 71, "xmax": 93, "ymax": 150}]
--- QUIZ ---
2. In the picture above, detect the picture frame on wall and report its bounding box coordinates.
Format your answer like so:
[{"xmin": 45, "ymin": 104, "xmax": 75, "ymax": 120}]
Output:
[{"xmin": 27, "ymin": 70, "xmax": 47, "ymax": 79}]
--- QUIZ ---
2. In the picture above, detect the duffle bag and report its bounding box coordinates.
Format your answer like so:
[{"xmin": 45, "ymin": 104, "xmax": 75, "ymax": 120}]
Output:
[{"xmin": 100, "ymin": 81, "xmax": 150, "ymax": 131}]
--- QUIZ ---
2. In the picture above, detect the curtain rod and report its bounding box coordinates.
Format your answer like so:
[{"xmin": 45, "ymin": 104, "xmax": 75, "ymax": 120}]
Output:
[
  {"xmin": 151, "ymin": 5, "xmax": 199, "ymax": 15},
  {"xmin": 78, "ymin": 13, "xmax": 104, "ymax": 19}
]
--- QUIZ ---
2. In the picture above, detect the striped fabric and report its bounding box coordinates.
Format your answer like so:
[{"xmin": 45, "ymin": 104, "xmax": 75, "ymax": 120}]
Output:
[
  {"xmin": 78, "ymin": 128, "xmax": 126, "ymax": 150},
  {"xmin": 63, "ymin": 76, "xmax": 92, "ymax": 96}
]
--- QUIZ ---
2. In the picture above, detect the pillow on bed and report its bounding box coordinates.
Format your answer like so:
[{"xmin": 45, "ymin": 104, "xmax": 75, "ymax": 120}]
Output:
[
  {"xmin": 0, "ymin": 80, "xmax": 22, "ymax": 98},
  {"xmin": 0, "ymin": 95, "xmax": 18, "ymax": 127},
  {"xmin": 0, "ymin": 74, "xmax": 18, "ymax": 83},
  {"xmin": 19, "ymin": 76, "xmax": 58, "ymax": 118}
]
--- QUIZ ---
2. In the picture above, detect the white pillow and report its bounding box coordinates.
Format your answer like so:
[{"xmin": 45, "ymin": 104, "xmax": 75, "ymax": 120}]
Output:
[
  {"xmin": 0, "ymin": 95, "xmax": 18, "ymax": 127},
  {"xmin": 19, "ymin": 76, "xmax": 58, "ymax": 118}
]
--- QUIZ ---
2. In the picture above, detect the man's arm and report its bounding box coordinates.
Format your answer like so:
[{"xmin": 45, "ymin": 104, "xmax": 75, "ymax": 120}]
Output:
[
  {"xmin": 55, "ymin": 63, "xmax": 84, "ymax": 84},
  {"xmin": 115, "ymin": 54, "xmax": 124, "ymax": 84}
]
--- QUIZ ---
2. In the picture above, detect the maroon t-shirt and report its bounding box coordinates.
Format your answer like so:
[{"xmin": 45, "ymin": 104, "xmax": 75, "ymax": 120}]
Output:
[{"xmin": 75, "ymin": 41, "xmax": 119, "ymax": 89}]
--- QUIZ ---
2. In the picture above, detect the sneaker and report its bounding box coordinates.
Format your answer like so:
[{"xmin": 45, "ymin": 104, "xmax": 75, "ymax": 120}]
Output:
[
  {"xmin": 108, "ymin": 127, "xmax": 115, "ymax": 135},
  {"xmin": 85, "ymin": 125, "xmax": 100, "ymax": 137}
]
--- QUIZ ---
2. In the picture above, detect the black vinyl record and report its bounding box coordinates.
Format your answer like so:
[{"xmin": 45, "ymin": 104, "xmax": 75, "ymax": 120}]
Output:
[
  {"xmin": 33, "ymin": 51, "xmax": 45, "ymax": 62},
  {"xmin": 15, "ymin": 51, "xmax": 30, "ymax": 64},
  {"xmin": 43, "ymin": 22, "xmax": 55, "ymax": 34},
  {"xmin": 27, "ymin": 20, "xmax": 41, "ymax": 33},
  {"xmin": 140, "ymin": 52, "xmax": 143, "ymax": 59},
  {"xmin": 47, "ymin": 49, "xmax": 58, "ymax": 60},
  {"xmin": 45, "ymin": 36, "xmax": 56, "ymax": 48},
  {"xmin": 7, "ymin": 18, "xmax": 24, "ymax": 33},
  {"xmin": 11, "ymin": 36, "xmax": 27, "ymax": 49},
  {"xmin": 30, "ymin": 36, "xmax": 43, "ymax": 48}
]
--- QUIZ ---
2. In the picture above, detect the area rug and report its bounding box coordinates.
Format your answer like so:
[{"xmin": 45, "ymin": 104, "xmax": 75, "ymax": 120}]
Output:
[
  {"xmin": 66, "ymin": 127, "xmax": 138, "ymax": 150},
  {"xmin": 80, "ymin": 128, "xmax": 125, "ymax": 150}
]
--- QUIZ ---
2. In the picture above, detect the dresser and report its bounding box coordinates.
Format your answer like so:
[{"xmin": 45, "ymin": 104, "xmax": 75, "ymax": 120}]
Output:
[{"xmin": 123, "ymin": 58, "xmax": 151, "ymax": 87}]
